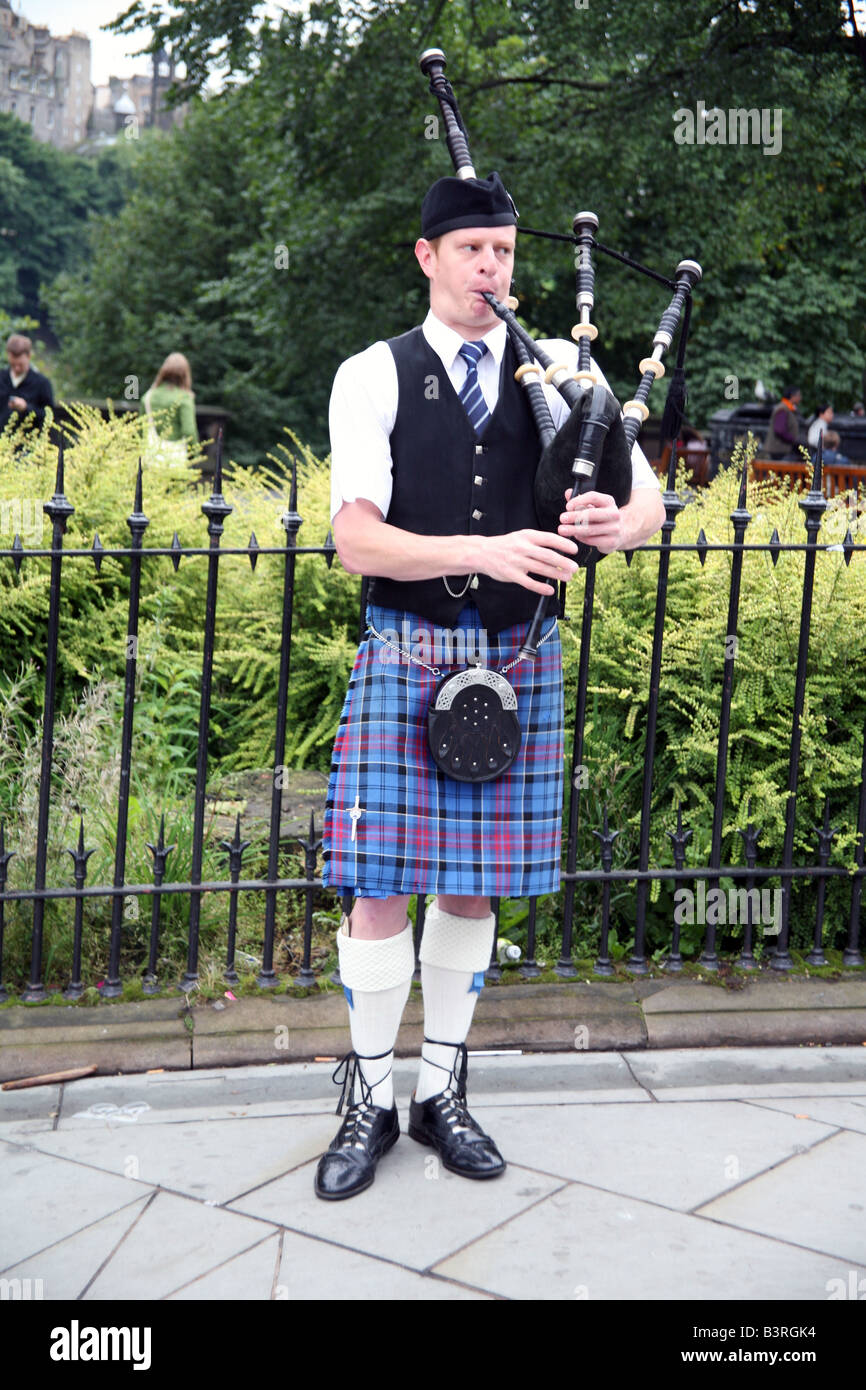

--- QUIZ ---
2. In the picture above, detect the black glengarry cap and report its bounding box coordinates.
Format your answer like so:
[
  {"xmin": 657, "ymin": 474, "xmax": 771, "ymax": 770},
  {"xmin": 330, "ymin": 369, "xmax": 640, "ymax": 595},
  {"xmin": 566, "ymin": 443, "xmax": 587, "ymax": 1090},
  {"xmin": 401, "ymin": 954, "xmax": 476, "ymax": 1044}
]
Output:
[{"xmin": 421, "ymin": 171, "xmax": 518, "ymax": 240}]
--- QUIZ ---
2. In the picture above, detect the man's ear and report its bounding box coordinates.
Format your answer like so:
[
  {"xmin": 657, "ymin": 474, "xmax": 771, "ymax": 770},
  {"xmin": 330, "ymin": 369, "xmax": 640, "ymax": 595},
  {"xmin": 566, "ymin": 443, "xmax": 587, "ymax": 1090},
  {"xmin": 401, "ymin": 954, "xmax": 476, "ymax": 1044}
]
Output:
[{"xmin": 415, "ymin": 237, "xmax": 436, "ymax": 280}]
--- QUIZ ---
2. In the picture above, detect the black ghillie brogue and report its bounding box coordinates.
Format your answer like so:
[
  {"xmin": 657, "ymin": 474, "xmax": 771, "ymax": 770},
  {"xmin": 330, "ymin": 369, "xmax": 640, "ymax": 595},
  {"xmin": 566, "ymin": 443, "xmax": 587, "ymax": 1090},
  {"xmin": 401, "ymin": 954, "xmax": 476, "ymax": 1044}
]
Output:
[
  {"xmin": 314, "ymin": 1051, "xmax": 399, "ymax": 1201},
  {"xmin": 408, "ymin": 1039, "xmax": 505, "ymax": 1179}
]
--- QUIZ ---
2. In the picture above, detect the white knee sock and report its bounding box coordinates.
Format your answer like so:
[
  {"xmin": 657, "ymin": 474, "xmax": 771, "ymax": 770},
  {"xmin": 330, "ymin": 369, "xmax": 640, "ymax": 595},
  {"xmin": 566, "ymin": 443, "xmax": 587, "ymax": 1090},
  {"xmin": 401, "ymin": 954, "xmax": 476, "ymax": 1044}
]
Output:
[
  {"xmin": 416, "ymin": 901, "xmax": 495, "ymax": 1103},
  {"xmin": 337, "ymin": 918, "xmax": 415, "ymax": 1110}
]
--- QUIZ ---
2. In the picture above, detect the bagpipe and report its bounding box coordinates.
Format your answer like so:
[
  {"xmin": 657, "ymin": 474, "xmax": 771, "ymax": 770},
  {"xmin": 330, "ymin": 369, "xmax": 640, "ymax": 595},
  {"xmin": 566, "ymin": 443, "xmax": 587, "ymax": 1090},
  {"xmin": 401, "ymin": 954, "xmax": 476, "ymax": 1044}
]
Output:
[{"xmin": 420, "ymin": 48, "xmax": 702, "ymax": 660}]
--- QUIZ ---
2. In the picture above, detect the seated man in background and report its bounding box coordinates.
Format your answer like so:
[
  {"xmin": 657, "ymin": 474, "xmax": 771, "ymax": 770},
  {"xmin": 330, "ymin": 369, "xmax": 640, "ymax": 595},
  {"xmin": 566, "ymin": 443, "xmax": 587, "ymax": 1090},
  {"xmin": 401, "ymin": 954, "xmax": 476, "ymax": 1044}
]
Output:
[
  {"xmin": 819, "ymin": 429, "xmax": 850, "ymax": 468},
  {"xmin": 807, "ymin": 403, "xmax": 833, "ymax": 451}
]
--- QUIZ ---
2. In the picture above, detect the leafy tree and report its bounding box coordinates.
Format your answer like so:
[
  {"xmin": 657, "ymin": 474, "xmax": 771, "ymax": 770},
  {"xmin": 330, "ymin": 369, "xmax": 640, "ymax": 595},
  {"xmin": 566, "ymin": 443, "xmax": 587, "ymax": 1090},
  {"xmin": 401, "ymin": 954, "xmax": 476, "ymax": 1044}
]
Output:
[
  {"xmin": 50, "ymin": 0, "xmax": 866, "ymax": 464},
  {"xmin": 0, "ymin": 114, "xmax": 129, "ymax": 322}
]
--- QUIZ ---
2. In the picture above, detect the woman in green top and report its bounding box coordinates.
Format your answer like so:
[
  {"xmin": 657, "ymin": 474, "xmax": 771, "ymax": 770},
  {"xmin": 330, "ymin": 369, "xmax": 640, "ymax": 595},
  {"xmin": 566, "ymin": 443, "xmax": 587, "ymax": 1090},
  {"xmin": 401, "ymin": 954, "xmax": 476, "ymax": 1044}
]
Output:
[{"xmin": 141, "ymin": 352, "xmax": 198, "ymax": 449}]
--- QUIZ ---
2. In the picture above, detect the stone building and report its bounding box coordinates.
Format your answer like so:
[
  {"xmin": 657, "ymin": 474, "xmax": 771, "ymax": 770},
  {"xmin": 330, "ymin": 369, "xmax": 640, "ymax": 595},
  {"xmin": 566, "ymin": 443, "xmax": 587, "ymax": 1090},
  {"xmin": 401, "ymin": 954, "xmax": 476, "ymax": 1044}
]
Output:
[
  {"xmin": 0, "ymin": 0, "xmax": 92, "ymax": 150},
  {"xmin": 90, "ymin": 57, "xmax": 186, "ymax": 140}
]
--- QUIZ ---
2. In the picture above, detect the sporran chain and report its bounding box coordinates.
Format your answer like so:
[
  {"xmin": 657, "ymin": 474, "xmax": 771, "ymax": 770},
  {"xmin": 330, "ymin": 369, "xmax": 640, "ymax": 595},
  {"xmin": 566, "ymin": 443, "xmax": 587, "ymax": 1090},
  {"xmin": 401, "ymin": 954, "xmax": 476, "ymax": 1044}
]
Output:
[{"xmin": 366, "ymin": 618, "xmax": 555, "ymax": 676}]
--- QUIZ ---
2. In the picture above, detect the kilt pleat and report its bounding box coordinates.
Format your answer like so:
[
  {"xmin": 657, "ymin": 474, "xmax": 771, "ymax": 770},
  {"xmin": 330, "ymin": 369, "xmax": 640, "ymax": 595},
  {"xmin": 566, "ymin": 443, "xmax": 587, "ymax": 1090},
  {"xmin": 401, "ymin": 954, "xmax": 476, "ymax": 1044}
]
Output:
[{"xmin": 322, "ymin": 602, "xmax": 564, "ymax": 899}]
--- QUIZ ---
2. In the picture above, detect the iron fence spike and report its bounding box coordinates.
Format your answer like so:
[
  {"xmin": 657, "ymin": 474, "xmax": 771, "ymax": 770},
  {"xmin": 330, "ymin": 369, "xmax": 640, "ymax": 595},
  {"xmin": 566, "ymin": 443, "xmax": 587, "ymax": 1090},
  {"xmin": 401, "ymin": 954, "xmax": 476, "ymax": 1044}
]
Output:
[
  {"xmin": 324, "ymin": 528, "xmax": 336, "ymax": 570},
  {"xmin": 769, "ymin": 527, "xmax": 781, "ymax": 566}
]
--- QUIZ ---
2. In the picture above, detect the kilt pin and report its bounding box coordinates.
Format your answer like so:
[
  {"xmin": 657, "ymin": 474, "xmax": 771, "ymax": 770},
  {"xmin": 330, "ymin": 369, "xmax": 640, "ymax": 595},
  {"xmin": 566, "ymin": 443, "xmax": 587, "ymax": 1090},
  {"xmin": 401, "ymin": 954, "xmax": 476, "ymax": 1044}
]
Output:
[{"xmin": 322, "ymin": 601, "xmax": 564, "ymax": 900}]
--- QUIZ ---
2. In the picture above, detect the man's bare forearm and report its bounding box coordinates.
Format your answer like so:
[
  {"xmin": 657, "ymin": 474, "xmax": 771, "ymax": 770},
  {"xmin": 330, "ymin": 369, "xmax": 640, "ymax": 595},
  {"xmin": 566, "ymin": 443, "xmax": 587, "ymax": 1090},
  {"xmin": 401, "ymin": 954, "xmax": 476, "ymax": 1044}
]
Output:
[
  {"xmin": 334, "ymin": 502, "xmax": 484, "ymax": 580},
  {"xmin": 618, "ymin": 488, "xmax": 667, "ymax": 548},
  {"xmin": 332, "ymin": 498, "xmax": 580, "ymax": 596}
]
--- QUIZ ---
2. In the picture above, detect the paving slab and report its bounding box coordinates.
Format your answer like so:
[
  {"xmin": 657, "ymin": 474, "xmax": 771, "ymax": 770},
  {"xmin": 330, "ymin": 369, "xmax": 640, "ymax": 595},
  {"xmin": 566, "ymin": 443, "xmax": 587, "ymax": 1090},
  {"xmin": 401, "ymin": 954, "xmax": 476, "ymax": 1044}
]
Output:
[
  {"xmin": 461, "ymin": 1100, "xmax": 835, "ymax": 1210},
  {"xmin": 0, "ymin": 1195, "xmax": 151, "ymax": 1299},
  {"xmin": 272, "ymin": 1230, "xmax": 492, "ymax": 1301},
  {"xmin": 638, "ymin": 1081, "xmax": 866, "ymax": 1104},
  {"xmin": 624, "ymin": 1044, "xmax": 866, "ymax": 1091},
  {"xmin": 51, "ymin": 1053, "xmax": 648, "ymax": 1126},
  {"xmin": 24, "ymin": 1112, "xmax": 339, "ymax": 1205},
  {"xmin": 0, "ymin": 1137, "xmax": 151, "ymax": 1271},
  {"xmin": 171, "ymin": 1229, "xmax": 490, "ymax": 1301},
  {"xmin": 228, "ymin": 1135, "xmax": 564, "ymax": 1270},
  {"xmin": 81, "ymin": 1190, "xmax": 276, "ymax": 1300},
  {"xmin": 742, "ymin": 1095, "xmax": 866, "ymax": 1135},
  {"xmin": 54, "ymin": 1063, "xmax": 340, "ymax": 1125},
  {"xmin": 167, "ymin": 1232, "xmax": 281, "ymax": 1300},
  {"xmin": 470, "ymin": 1088, "xmax": 651, "ymax": 1109},
  {"xmin": 59, "ymin": 1092, "xmax": 338, "ymax": 1128},
  {"xmin": 696, "ymin": 1129, "xmax": 866, "ymax": 1264},
  {"xmin": 431, "ymin": 1181, "xmax": 862, "ymax": 1300},
  {"xmin": 0, "ymin": 1082, "xmax": 61, "ymax": 1136}
]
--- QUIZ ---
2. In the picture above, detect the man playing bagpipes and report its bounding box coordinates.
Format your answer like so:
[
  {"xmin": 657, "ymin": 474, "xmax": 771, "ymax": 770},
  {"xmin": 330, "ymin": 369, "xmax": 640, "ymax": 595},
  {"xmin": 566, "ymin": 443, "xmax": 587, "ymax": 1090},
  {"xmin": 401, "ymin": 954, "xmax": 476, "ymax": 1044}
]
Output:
[{"xmin": 314, "ymin": 165, "xmax": 666, "ymax": 1200}]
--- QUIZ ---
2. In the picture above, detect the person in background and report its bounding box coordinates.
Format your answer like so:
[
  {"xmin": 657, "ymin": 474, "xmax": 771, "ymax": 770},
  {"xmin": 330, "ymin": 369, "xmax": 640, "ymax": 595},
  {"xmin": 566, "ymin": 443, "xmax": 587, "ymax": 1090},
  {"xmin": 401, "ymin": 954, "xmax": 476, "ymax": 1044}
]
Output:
[
  {"xmin": 0, "ymin": 333, "xmax": 54, "ymax": 432},
  {"xmin": 140, "ymin": 353, "xmax": 198, "ymax": 450},
  {"xmin": 677, "ymin": 425, "xmax": 706, "ymax": 452},
  {"xmin": 819, "ymin": 429, "xmax": 850, "ymax": 468},
  {"xmin": 763, "ymin": 386, "xmax": 805, "ymax": 460},
  {"xmin": 807, "ymin": 403, "xmax": 834, "ymax": 450},
  {"xmin": 851, "ymin": 402, "xmax": 865, "ymax": 418}
]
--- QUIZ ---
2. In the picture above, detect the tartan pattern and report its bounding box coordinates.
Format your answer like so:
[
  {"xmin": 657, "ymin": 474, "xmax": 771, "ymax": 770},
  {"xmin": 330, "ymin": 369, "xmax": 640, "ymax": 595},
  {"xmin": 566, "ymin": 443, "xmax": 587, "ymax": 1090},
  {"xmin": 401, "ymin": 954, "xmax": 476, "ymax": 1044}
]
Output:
[{"xmin": 322, "ymin": 602, "xmax": 564, "ymax": 899}]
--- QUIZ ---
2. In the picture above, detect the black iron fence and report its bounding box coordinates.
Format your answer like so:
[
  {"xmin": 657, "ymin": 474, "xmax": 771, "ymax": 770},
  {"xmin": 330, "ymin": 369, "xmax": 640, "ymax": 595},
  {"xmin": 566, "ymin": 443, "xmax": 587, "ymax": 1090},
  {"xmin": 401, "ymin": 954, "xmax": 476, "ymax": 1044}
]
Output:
[{"xmin": 0, "ymin": 444, "xmax": 863, "ymax": 1006}]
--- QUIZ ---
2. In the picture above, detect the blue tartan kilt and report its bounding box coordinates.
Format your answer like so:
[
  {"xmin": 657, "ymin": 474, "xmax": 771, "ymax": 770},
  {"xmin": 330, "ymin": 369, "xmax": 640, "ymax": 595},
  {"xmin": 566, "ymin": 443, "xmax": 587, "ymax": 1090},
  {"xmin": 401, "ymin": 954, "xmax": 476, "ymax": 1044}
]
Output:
[{"xmin": 322, "ymin": 601, "xmax": 564, "ymax": 899}]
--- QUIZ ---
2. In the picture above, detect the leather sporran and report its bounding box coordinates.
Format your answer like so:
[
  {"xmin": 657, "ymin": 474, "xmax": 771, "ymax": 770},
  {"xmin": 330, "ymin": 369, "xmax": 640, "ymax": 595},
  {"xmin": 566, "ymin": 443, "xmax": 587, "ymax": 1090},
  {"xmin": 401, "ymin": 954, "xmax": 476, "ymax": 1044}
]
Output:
[{"xmin": 427, "ymin": 666, "xmax": 522, "ymax": 783}]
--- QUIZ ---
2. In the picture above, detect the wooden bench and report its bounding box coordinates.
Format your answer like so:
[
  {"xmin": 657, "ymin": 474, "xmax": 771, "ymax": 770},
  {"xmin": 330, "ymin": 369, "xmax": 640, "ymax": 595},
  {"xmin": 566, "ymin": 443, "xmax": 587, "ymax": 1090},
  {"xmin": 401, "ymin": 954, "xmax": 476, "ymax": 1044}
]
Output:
[
  {"xmin": 649, "ymin": 450, "xmax": 866, "ymax": 497},
  {"xmin": 651, "ymin": 444, "xmax": 711, "ymax": 488},
  {"xmin": 749, "ymin": 458, "xmax": 866, "ymax": 497}
]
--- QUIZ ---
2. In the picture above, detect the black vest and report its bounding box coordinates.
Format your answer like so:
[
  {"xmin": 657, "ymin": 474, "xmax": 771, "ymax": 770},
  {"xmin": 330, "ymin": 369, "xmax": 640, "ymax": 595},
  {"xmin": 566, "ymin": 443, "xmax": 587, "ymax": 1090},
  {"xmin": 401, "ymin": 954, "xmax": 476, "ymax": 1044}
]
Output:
[{"xmin": 369, "ymin": 327, "xmax": 557, "ymax": 633}]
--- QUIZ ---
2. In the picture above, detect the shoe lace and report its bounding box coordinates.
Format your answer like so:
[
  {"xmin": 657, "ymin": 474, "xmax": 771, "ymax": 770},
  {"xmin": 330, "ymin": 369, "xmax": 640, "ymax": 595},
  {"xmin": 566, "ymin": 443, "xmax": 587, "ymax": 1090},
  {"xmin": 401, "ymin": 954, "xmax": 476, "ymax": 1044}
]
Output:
[
  {"xmin": 422, "ymin": 1039, "xmax": 483, "ymax": 1136},
  {"xmin": 330, "ymin": 1050, "xmax": 392, "ymax": 1150}
]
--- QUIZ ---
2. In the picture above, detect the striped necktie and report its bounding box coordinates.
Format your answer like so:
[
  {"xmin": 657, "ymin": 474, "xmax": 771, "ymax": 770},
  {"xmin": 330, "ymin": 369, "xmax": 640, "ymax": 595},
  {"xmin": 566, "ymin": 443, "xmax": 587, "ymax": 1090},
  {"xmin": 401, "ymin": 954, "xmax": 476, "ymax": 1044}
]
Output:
[{"xmin": 457, "ymin": 340, "xmax": 491, "ymax": 438}]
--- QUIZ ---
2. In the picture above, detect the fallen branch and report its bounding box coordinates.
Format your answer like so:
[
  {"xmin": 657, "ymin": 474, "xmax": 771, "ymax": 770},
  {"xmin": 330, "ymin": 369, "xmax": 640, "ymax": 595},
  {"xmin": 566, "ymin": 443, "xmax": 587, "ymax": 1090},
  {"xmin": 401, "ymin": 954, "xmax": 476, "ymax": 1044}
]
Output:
[{"xmin": 2, "ymin": 1065, "xmax": 99, "ymax": 1091}]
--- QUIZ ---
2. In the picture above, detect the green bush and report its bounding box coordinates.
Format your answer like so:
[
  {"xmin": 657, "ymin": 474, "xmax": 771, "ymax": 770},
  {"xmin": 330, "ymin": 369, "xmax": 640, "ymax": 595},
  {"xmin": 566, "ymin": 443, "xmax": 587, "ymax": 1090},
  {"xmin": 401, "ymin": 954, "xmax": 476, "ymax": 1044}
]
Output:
[
  {"xmin": 0, "ymin": 405, "xmax": 358, "ymax": 772},
  {"xmin": 0, "ymin": 409, "xmax": 352, "ymax": 992},
  {"xmin": 559, "ymin": 445, "xmax": 866, "ymax": 959}
]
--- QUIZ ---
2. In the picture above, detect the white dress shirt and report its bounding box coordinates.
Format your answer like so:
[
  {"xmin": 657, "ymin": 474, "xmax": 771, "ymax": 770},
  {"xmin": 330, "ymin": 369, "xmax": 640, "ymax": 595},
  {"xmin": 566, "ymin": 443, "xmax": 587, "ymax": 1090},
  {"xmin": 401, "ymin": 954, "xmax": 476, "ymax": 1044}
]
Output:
[{"xmin": 329, "ymin": 308, "xmax": 660, "ymax": 522}]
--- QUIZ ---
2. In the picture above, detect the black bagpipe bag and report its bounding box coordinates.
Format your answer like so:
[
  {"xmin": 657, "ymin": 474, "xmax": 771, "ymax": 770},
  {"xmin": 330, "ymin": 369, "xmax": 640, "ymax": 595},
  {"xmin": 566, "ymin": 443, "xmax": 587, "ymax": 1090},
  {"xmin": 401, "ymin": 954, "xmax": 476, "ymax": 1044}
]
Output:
[{"xmin": 533, "ymin": 383, "xmax": 633, "ymax": 566}]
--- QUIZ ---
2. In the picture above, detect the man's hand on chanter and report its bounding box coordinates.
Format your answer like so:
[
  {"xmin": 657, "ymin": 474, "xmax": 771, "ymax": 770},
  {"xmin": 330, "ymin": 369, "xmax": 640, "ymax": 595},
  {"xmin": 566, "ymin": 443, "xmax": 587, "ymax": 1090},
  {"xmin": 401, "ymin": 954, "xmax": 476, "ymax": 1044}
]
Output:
[{"xmin": 478, "ymin": 529, "xmax": 579, "ymax": 595}]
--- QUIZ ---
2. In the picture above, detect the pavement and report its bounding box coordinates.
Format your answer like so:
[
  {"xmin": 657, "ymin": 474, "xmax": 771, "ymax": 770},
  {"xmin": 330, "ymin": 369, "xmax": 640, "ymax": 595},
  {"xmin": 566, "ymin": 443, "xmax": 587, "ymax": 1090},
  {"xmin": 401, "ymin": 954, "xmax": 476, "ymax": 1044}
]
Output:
[{"xmin": 2, "ymin": 1044, "xmax": 866, "ymax": 1302}]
